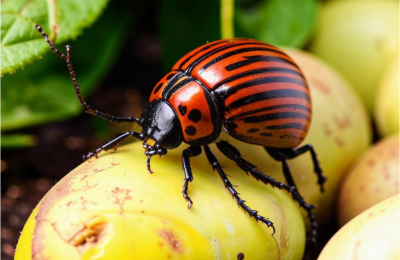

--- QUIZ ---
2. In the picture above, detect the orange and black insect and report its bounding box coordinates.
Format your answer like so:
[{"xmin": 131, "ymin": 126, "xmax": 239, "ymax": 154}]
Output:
[{"xmin": 36, "ymin": 26, "xmax": 326, "ymax": 243}]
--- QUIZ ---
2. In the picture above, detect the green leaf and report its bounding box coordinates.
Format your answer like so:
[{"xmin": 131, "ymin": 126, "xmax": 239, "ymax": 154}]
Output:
[
  {"xmin": 1, "ymin": 0, "xmax": 109, "ymax": 75},
  {"xmin": 1, "ymin": 134, "xmax": 36, "ymax": 148},
  {"xmin": 158, "ymin": 0, "xmax": 221, "ymax": 71},
  {"xmin": 1, "ymin": 4, "xmax": 133, "ymax": 131},
  {"xmin": 235, "ymin": 0, "xmax": 317, "ymax": 48}
]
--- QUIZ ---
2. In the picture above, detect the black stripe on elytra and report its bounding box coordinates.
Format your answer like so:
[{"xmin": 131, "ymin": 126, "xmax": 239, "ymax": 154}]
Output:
[
  {"xmin": 226, "ymin": 103, "xmax": 310, "ymax": 121},
  {"xmin": 185, "ymin": 42, "xmax": 268, "ymax": 74},
  {"xmin": 178, "ymin": 40, "xmax": 230, "ymax": 70},
  {"xmin": 213, "ymin": 67, "xmax": 304, "ymax": 90},
  {"xmin": 198, "ymin": 47, "xmax": 285, "ymax": 75},
  {"xmin": 166, "ymin": 73, "xmax": 176, "ymax": 80},
  {"xmin": 225, "ymin": 55, "xmax": 300, "ymax": 72},
  {"xmin": 227, "ymin": 89, "xmax": 310, "ymax": 109},
  {"xmin": 217, "ymin": 76, "xmax": 307, "ymax": 99},
  {"xmin": 153, "ymin": 83, "xmax": 163, "ymax": 94},
  {"xmin": 161, "ymin": 72, "xmax": 185, "ymax": 98},
  {"xmin": 163, "ymin": 78, "xmax": 194, "ymax": 100},
  {"xmin": 265, "ymin": 122, "xmax": 307, "ymax": 131},
  {"xmin": 243, "ymin": 111, "xmax": 310, "ymax": 123}
]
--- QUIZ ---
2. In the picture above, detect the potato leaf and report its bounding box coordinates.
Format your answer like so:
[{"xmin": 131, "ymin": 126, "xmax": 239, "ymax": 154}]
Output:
[
  {"xmin": 235, "ymin": 0, "xmax": 317, "ymax": 48},
  {"xmin": 1, "ymin": 134, "xmax": 36, "ymax": 148},
  {"xmin": 1, "ymin": 4, "xmax": 132, "ymax": 131},
  {"xmin": 1, "ymin": 0, "xmax": 109, "ymax": 75}
]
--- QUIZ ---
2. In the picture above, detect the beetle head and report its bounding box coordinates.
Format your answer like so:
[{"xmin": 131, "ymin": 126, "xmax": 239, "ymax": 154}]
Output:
[{"xmin": 140, "ymin": 99, "xmax": 183, "ymax": 150}]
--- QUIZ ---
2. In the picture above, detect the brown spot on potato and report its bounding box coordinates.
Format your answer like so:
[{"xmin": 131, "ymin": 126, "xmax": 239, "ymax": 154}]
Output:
[
  {"xmin": 367, "ymin": 160, "xmax": 375, "ymax": 167},
  {"xmin": 92, "ymin": 168, "xmax": 106, "ymax": 174},
  {"xmin": 309, "ymin": 76, "xmax": 331, "ymax": 94},
  {"xmin": 323, "ymin": 122, "xmax": 333, "ymax": 136},
  {"xmin": 353, "ymin": 240, "xmax": 362, "ymax": 260},
  {"xmin": 157, "ymin": 229, "xmax": 183, "ymax": 253},
  {"xmin": 382, "ymin": 165, "xmax": 391, "ymax": 180},
  {"xmin": 111, "ymin": 187, "xmax": 132, "ymax": 214},
  {"xmin": 334, "ymin": 137, "xmax": 345, "ymax": 147},
  {"xmin": 333, "ymin": 115, "xmax": 351, "ymax": 129}
]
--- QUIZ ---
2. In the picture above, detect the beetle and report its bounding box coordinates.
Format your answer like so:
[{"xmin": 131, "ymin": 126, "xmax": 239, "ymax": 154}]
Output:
[{"xmin": 36, "ymin": 25, "xmax": 326, "ymax": 243}]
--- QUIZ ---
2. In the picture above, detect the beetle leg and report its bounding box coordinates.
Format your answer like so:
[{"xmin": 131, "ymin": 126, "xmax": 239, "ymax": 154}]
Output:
[
  {"xmin": 216, "ymin": 141, "xmax": 294, "ymax": 193},
  {"xmin": 181, "ymin": 146, "xmax": 202, "ymax": 208},
  {"xmin": 265, "ymin": 147, "xmax": 319, "ymax": 245},
  {"xmin": 281, "ymin": 159, "xmax": 318, "ymax": 245},
  {"xmin": 35, "ymin": 25, "xmax": 141, "ymax": 125},
  {"xmin": 144, "ymin": 145, "xmax": 167, "ymax": 174},
  {"xmin": 279, "ymin": 145, "xmax": 326, "ymax": 192},
  {"xmin": 83, "ymin": 131, "xmax": 143, "ymax": 160},
  {"xmin": 203, "ymin": 146, "xmax": 275, "ymax": 234}
]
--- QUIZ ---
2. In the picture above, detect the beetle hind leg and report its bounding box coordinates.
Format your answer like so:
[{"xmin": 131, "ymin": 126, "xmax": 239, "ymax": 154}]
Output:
[
  {"xmin": 265, "ymin": 146, "xmax": 322, "ymax": 244},
  {"xmin": 203, "ymin": 146, "xmax": 275, "ymax": 234}
]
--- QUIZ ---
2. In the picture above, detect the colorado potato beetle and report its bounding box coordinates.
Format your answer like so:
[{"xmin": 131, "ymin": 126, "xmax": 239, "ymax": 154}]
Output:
[{"xmin": 36, "ymin": 25, "xmax": 326, "ymax": 243}]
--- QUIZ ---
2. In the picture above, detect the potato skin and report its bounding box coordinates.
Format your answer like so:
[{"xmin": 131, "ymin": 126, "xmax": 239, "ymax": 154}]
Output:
[
  {"xmin": 309, "ymin": 0, "xmax": 399, "ymax": 113},
  {"xmin": 318, "ymin": 194, "xmax": 399, "ymax": 260},
  {"xmin": 375, "ymin": 57, "xmax": 399, "ymax": 138},
  {"xmin": 337, "ymin": 134, "xmax": 399, "ymax": 226},
  {"xmin": 15, "ymin": 142, "xmax": 306, "ymax": 260}
]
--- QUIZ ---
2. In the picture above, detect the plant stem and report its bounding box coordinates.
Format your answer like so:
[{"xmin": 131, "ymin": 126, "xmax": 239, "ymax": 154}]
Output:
[{"xmin": 221, "ymin": 0, "xmax": 234, "ymax": 39}]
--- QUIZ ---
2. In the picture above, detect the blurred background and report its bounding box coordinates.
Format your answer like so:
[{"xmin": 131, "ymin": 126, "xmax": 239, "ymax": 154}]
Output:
[{"xmin": 1, "ymin": 0, "xmax": 399, "ymax": 259}]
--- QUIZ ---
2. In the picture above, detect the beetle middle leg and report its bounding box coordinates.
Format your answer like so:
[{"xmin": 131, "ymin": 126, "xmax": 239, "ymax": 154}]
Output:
[
  {"xmin": 203, "ymin": 146, "xmax": 275, "ymax": 234},
  {"xmin": 181, "ymin": 146, "xmax": 202, "ymax": 208},
  {"xmin": 216, "ymin": 141, "xmax": 294, "ymax": 193}
]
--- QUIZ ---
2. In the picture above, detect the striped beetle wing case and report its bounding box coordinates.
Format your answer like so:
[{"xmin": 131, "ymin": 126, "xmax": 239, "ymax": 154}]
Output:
[{"xmin": 150, "ymin": 38, "xmax": 311, "ymax": 149}]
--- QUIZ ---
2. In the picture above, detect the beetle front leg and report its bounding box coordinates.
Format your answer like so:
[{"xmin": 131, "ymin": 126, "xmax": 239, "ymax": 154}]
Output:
[
  {"xmin": 182, "ymin": 146, "xmax": 202, "ymax": 208},
  {"xmin": 83, "ymin": 131, "xmax": 143, "ymax": 160}
]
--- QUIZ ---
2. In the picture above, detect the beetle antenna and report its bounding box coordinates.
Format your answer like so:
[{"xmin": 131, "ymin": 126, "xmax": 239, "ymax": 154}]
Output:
[{"xmin": 35, "ymin": 25, "xmax": 141, "ymax": 125}]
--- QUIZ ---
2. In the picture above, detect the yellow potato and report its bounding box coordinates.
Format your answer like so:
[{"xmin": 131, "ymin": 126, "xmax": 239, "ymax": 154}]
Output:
[
  {"xmin": 309, "ymin": 0, "xmax": 399, "ymax": 112},
  {"xmin": 217, "ymin": 48, "xmax": 372, "ymax": 226},
  {"xmin": 337, "ymin": 134, "xmax": 399, "ymax": 226},
  {"xmin": 375, "ymin": 57, "xmax": 399, "ymax": 137},
  {"xmin": 15, "ymin": 142, "xmax": 306, "ymax": 260},
  {"xmin": 318, "ymin": 194, "xmax": 399, "ymax": 260}
]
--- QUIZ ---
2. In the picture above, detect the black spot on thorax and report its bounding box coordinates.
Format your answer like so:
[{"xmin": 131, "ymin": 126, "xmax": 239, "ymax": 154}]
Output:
[
  {"xmin": 178, "ymin": 105, "xmax": 187, "ymax": 116},
  {"xmin": 188, "ymin": 109, "xmax": 202, "ymax": 122},
  {"xmin": 185, "ymin": 126, "xmax": 197, "ymax": 136}
]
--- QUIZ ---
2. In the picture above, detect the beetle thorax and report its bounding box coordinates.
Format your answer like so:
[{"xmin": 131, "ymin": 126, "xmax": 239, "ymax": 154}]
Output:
[{"xmin": 140, "ymin": 100, "xmax": 182, "ymax": 150}]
